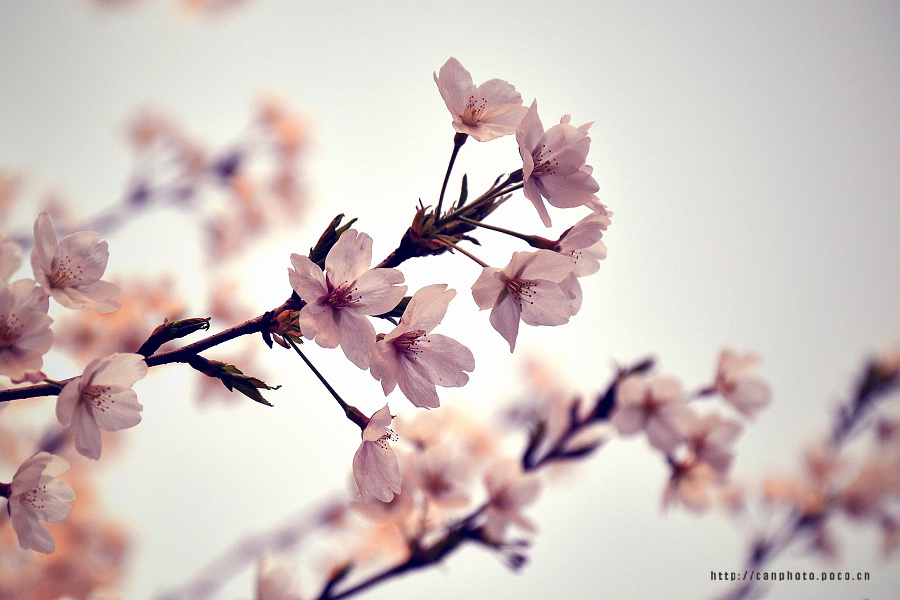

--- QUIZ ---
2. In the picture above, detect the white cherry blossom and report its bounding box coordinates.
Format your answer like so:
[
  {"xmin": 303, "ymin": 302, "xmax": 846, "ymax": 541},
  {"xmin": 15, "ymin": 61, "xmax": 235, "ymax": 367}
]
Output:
[
  {"xmin": 516, "ymin": 101, "xmax": 601, "ymax": 226},
  {"xmin": 611, "ymin": 374, "xmax": 694, "ymax": 454},
  {"xmin": 434, "ymin": 57, "xmax": 529, "ymax": 142},
  {"xmin": 713, "ymin": 348, "xmax": 772, "ymax": 418},
  {"xmin": 289, "ymin": 229, "xmax": 406, "ymax": 370},
  {"xmin": 56, "ymin": 352, "xmax": 149, "ymax": 460},
  {"xmin": 0, "ymin": 278, "xmax": 53, "ymax": 382},
  {"xmin": 3, "ymin": 452, "xmax": 76, "ymax": 554},
  {"xmin": 353, "ymin": 404, "xmax": 402, "ymax": 504},
  {"xmin": 31, "ymin": 212, "xmax": 121, "ymax": 313},
  {"xmin": 471, "ymin": 250, "xmax": 578, "ymax": 352},
  {"xmin": 554, "ymin": 210, "xmax": 611, "ymax": 277},
  {"xmin": 370, "ymin": 284, "xmax": 475, "ymax": 409},
  {"xmin": 482, "ymin": 460, "xmax": 541, "ymax": 542}
]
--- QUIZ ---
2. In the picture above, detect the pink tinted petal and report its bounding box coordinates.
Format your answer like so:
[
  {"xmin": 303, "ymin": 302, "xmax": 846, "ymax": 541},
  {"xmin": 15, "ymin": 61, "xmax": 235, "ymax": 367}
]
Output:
[
  {"xmin": 352, "ymin": 268, "xmax": 406, "ymax": 315},
  {"xmin": 520, "ymin": 250, "xmax": 575, "ymax": 283},
  {"xmin": 288, "ymin": 254, "xmax": 327, "ymax": 301},
  {"xmin": 519, "ymin": 281, "xmax": 574, "ymax": 327},
  {"xmin": 523, "ymin": 180, "xmax": 553, "ymax": 227},
  {"xmin": 489, "ymin": 293, "xmax": 521, "ymax": 352},
  {"xmin": 414, "ymin": 334, "xmax": 474, "ymax": 387},
  {"xmin": 338, "ymin": 312, "xmax": 376, "ymax": 369},
  {"xmin": 10, "ymin": 510, "xmax": 56, "ymax": 553},
  {"xmin": 398, "ymin": 359, "xmax": 441, "ymax": 408},
  {"xmin": 370, "ymin": 341, "xmax": 400, "ymax": 394},
  {"xmin": 516, "ymin": 101, "xmax": 544, "ymax": 154},
  {"xmin": 471, "ymin": 267, "xmax": 504, "ymax": 309},
  {"xmin": 400, "ymin": 284, "xmax": 454, "ymax": 333},
  {"xmin": 326, "ymin": 229, "xmax": 372, "ymax": 285},
  {"xmin": 435, "ymin": 57, "xmax": 475, "ymax": 117},
  {"xmin": 55, "ymin": 378, "xmax": 82, "ymax": 427},
  {"xmin": 90, "ymin": 353, "xmax": 148, "ymax": 390},
  {"xmin": 611, "ymin": 406, "xmax": 647, "ymax": 435},
  {"xmin": 70, "ymin": 404, "xmax": 102, "ymax": 460},
  {"xmin": 353, "ymin": 441, "xmax": 402, "ymax": 503},
  {"xmin": 56, "ymin": 232, "xmax": 109, "ymax": 280},
  {"xmin": 298, "ymin": 302, "xmax": 339, "ymax": 347},
  {"xmin": 30, "ymin": 213, "xmax": 57, "ymax": 283},
  {"xmin": 364, "ymin": 404, "xmax": 393, "ymax": 441},
  {"xmin": 91, "ymin": 389, "xmax": 143, "ymax": 431},
  {"xmin": 540, "ymin": 170, "xmax": 600, "ymax": 208}
]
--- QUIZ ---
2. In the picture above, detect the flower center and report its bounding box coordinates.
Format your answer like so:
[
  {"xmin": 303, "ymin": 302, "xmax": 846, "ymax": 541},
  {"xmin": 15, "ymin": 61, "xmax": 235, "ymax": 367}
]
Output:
[
  {"xmin": 22, "ymin": 483, "xmax": 50, "ymax": 510},
  {"xmin": 84, "ymin": 385, "xmax": 115, "ymax": 412},
  {"xmin": 375, "ymin": 428, "xmax": 399, "ymax": 450},
  {"xmin": 49, "ymin": 254, "xmax": 86, "ymax": 289},
  {"xmin": 326, "ymin": 283, "xmax": 357, "ymax": 310},
  {"xmin": 393, "ymin": 329, "xmax": 427, "ymax": 357},
  {"xmin": 505, "ymin": 277, "xmax": 536, "ymax": 308},
  {"xmin": 462, "ymin": 94, "xmax": 487, "ymax": 126},
  {"xmin": 531, "ymin": 144, "xmax": 559, "ymax": 177},
  {"xmin": 0, "ymin": 312, "xmax": 22, "ymax": 350}
]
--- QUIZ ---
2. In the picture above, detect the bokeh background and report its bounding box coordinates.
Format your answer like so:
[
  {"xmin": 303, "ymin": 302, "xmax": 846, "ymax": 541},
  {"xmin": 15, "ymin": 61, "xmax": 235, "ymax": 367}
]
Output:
[{"xmin": 1, "ymin": 1, "xmax": 899, "ymax": 599}]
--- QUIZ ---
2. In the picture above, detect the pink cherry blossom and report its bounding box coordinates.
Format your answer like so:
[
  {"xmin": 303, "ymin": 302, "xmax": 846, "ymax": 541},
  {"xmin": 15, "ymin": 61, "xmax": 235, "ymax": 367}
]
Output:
[
  {"xmin": 370, "ymin": 284, "xmax": 475, "ymax": 409},
  {"xmin": 516, "ymin": 101, "xmax": 601, "ymax": 227},
  {"xmin": 482, "ymin": 460, "xmax": 541, "ymax": 542},
  {"xmin": 611, "ymin": 374, "xmax": 694, "ymax": 454},
  {"xmin": 289, "ymin": 229, "xmax": 406, "ymax": 370},
  {"xmin": 434, "ymin": 57, "xmax": 529, "ymax": 142},
  {"xmin": 471, "ymin": 250, "xmax": 578, "ymax": 352},
  {"xmin": 4, "ymin": 452, "xmax": 76, "ymax": 553},
  {"xmin": 713, "ymin": 348, "xmax": 772, "ymax": 418},
  {"xmin": 0, "ymin": 238, "xmax": 22, "ymax": 282},
  {"xmin": 31, "ymin": 212, "xmax": 121, "ymax": 313},
  {"xmin": 353, "ymin": 404, "xmax": 402, "ymax": 504},
  {"xmin": 683, "ymin": 413, "xmax": 742, "ymax": 476},
  {"xmin": 663, "ymin": 459, "xmax": 718, "ymax": 513},
  {"xmin": 554, "ymin": 210, "xmax": 611, "ymax": 277},
  {"xmin": 255, "ymin": 556, "xmax": 303, "ymax": 600},
  {"xmin": 56, "ymin": 352, "xmax": 149, "ymax": 460},
  {"xmin": 0, "ymin": 278, "xmax": 53, "ymax": 382}
]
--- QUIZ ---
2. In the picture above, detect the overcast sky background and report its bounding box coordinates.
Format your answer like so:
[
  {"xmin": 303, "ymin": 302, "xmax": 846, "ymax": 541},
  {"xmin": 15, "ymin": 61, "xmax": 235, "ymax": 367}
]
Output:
[{"xmin": 1, "ymin": 2, "xmax": 899, "ymax": 599}]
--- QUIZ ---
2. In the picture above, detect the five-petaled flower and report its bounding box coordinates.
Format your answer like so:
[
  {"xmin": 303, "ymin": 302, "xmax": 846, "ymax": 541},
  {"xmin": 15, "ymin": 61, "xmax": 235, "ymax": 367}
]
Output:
[
  {"xmin": 712, "ymin": 348, "xmax": 772, "ymax": 418},
  {"xmin": 56, "ymin": 352, "xmax": 149, "ymax": 460},
  {"xmin": 611, "ymin": 374, "xmax": 694, "ymax": 454},
  {"xmin": 2, "ymin": 452, "xmax": 76, "ymax": 554},
  {"xmin": 370, "ymin": 284, "xmax": 475, "ymax": 409},
  {"xmin": 0, "ymin": 278, "xmax": 53, "ymax": 382},
  {"xmin": 471, "ymin": 250, "xmax": 578, "ymax": 352},
  {"xmin": 482, "ymin": 460, "xmax": 541, "ymax": 542},
  {"xmin": 434, "ymin": 57, "xmax": 529, "ymax": 142},
  {"xmin": 31, "ymin": 212, "xmax": 121, "ymax": 313},
  {"xmin": 353, "ymin": 404, "xmax": 402, "ymax": 504},
  {"xmin": 516, "ymin": 101, "xmax": 601, "ymax": 227},
  {"xmin": 289, "ymin": 229, "xmax": 406, "ymax": 370}
]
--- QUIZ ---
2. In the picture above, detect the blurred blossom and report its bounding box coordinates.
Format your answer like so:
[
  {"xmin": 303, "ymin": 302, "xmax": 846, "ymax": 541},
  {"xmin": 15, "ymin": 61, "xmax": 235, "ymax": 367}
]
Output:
[
  {"xmin": 289, "ymin": 229, "xmax": 406, "ymax": 370},
  {"xmin": 516, "ymin": 101, "xmax": 601, "ymax": 227},
  {"xmin": 370, "ymin": 284, "xmax": 475, "ymax": 409},
  {"xmin": 712, "ymin": 348, "xmax": 772, "ymax": 418},
  {"xmin": 353, "ymin": 405, "xmax": 402, "ymax": 504},
  {"xmin": 0, "ymin": 278, "xmax": 53, "ymax": 382},
  {"xmin": 663, "ymin": 459, "xmax": 718, "ymax": 513},
  {"xmin": 472, "ymin": 250, "xmax": 578, "ymax": 352},
  {"xmin": 482, "ymin": 460, "xmax": 541, "ymax": 542},
  {"xmin": 611, "ymin": 374, "xmax": 693, "ymax": 454},
  {"xmin": 433, "ymin": 57, "xmax": 529, "ymax": 142},
  {"xmin": 55, "ymin": 353, "xmax": 149, "ymax": 460},
  {"xmin": 0, "ymin": 237, "xmax": 22, "ymax": 282},
  {"xmin": 683, "ymin": 413, "xmax": 742, "ymax": 476},
  {"xmin": 4, "ymin": 452, "xmax": 75, "ymax": 554},
  {"xmin": 403, "ymin": 444, "xmax": 472, "ymax": 513},
  {"xmin": 253, "ymin": 556, "xmax": 302, "ymax": 600},
  {"xmin": 31, "ymin": 212, "xmax": 121, "ymax": 313}
]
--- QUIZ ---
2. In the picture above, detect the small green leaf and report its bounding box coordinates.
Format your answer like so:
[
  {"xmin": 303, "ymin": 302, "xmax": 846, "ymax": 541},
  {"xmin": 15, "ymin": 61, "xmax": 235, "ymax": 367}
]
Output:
[{"xmin": 456, "ymin": 173, "xmax": 468, "ymax": 208}]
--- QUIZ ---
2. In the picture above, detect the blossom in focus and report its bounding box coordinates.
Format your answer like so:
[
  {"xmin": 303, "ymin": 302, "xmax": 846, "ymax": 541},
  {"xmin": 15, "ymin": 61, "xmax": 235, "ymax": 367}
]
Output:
[
  {"xmin": 353, "ymin": 404, "xmax": 402, "ymax": 504},
  {"xmin": 56, "ymin": 353, "xmax": 149, "ymax": 460},
  {"xmin": 471, "ymin": 250, "xmax": 578, "ymax": 352},
  {"xmin": 516, "ymin": 101, "xmax": 601, "ymax": 227},
  {"xmin": 4, "ymin": 452, "xmax": 76, "ymax": 554},
  {"xmin": 482, "ymin": 460, "xmax": 541, "ymax": 542},
  {"xmin": 554, "ymin": 210, "xmax": 611, "ymax": 277},
  {"xmin": 713, "ymin": 348, "xmax": 772, "ymax": 418},
  {"xmin": 0, "ymin": 278, "xmax": 53, "ymax": 382},
  {"xmin": 370, "ymin": 284, "xmax": 475, "ymax": 409},
  {"xmin": 611, "ymin": 374, "xmax": 694, "ymax": 454},
  {"xmin": 434, "ymin": 57, "xmax": 529, "ymax": 142},
  {"xmin": 31, "ymin": 212, "xmax": 121, "ymax": 313},
  {"xmin": 289, "ymin": 229, "xmax": 406, "ymax": 369}
]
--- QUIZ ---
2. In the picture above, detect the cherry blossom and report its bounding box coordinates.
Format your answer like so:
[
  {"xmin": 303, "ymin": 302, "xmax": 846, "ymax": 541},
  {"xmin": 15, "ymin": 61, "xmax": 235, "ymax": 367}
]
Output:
[
  {"xmin": 471, "ymin": 250, "xmax": 578, "ymax": 352},
  {"xmin": 516, "ymin": 101, "xmax": 601, "ymax": 227},
  {"xmin": 353, "ymin": 404, "xmax": 402, "ymax": 504},
  {"xmin": 3, "ymin": 452, "xmax": 76, "ymax": 554},
  {"xmin": 611, "ymin": 374, "xmax": 694, "ymax": 454},
  {"xmin": 482, "ymin": 460, "xmax": 541, "ymax": 542},
  {"xmin": 434, "ymin": 57, "xmax": 529, "ymax": 142},
  {"xmin": 0, "ymin": 238, "xmax": 22, "ymax": 282},
  {"xmin": 289, "ymin": 229, "xmax": 406, "ymax": 369},
  {"xmin": 254, "ymin": 556, "xmax": 303, "ymax": 600},
  {"xmin": 683, "ymin": 413, "xmax": 742, "ymax": 476},
  {"xmin": 370, "ymin": 284, "xmax": 475, "ymax": 409},
  {"xmin": 554, "ymin": 210, "xmax": 611, "ymax": 277},
  {"xmin": 0, "ymin": 278, "xmax": 53, "ymax": 382},
  {"xmin": 663, "ymin": 459, "xmax": 718, "ymax": 513},
  {"xmin": 56, "ymin": 353, "xmax": 149, "ymax": 460},
  {"xmin": 712, "ymin": 348, "xmax": 772, "ymax": 418},
  {"xmin": 31, "ymin": 212, "xmax": 121, "ymax": 313}
]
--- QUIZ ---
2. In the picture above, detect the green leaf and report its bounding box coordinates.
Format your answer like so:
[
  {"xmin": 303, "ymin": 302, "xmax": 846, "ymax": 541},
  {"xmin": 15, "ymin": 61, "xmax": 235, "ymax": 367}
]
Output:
[{"xmin": 456, "ymin": 173, "xmax": 468, "ymax": 208}]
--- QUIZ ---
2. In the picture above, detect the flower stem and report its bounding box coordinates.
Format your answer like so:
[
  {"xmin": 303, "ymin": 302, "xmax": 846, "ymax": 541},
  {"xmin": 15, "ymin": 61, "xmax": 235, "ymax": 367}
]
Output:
[
  {"xmin": 436, "ymin": 176, "xmax": 523, "ymax": 228},
  {"xmin": 435, "ymin": 236, "xmax": 489, "ymax": 268},
  {"xmin": 456, "ymin": 216, "xmax": 538, "ymax": 245},
  {"xmin": 287, "ymin": 338, "xmax": 367, "ymax": 430},
  {"xmin": 435, "ymin": 132, "xmax": 468, "ymax": 220}
]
